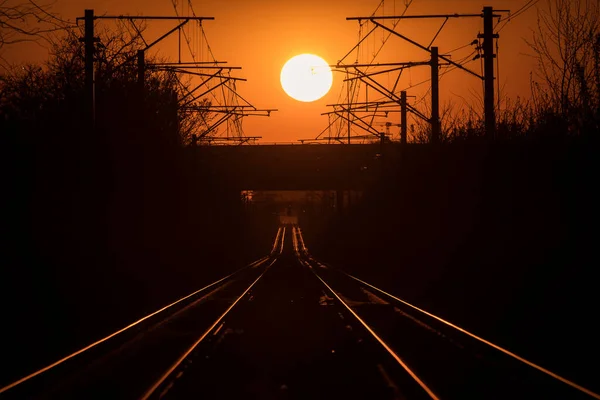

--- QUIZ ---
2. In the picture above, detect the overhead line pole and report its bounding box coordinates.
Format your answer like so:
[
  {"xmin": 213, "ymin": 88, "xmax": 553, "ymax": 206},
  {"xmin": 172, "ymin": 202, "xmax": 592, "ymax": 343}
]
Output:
[
  {"xmin": 431, "ymin": 47, "xmax": 440, "ymax": 144},
  {"xmin": 137, "ymin": 50, "xmax": 145, "ymax": 93},
  {"xmin": 480, "ymin": 6, "xmax": 498, "ymax": 139},
  {"xmin": 78, "ymin": 12, "xmax": 273, "ymax": 145},
  {"xmin": 83, "ymin": 9, "xmax": 95, "ymax": 132},
  {"xmin": 347, "ymin": 70, "xmax": 351, "ymax": 144},
  {"xmin": 401, "ymin": 91, "xmax": 407, "ymax": 145},
  {"xmin": 347, "ymin": 7, "xmax": 504, "ymax": 141}
]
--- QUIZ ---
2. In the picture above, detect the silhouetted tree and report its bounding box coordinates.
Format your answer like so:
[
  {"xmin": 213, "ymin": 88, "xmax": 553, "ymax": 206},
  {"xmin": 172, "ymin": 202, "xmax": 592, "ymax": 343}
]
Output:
[
  {"xmin": 0, "ymin": 0, "xmax": 69, "ymax": 68},
  {"xmin": 528, "ymin": 0, "xmax": 600, "ymax": 135},
  {"xmin": 0, "ymin": 21, "xmax": 211, "ymax": 146}
]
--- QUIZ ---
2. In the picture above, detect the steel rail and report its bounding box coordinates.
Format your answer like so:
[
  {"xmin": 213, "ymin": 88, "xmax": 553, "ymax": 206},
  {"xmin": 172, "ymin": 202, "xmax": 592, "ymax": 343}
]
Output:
[
  {"xmin": 306, "ymin": 263, "xmax": 439, "ymax": 400},
  {"xmin": 292, "ymin": 226, "xmax": 299, "ymax": 255},
  {"xmin": 279, "ymin": 226, "xmax": 286, "ymax": 255},
  {"xmin": 294, "ymin": 227, "xmax": 600, "ymax": 399},
  {"xmin": 271, "ymin": 226, "xmax": 282, "ymax": 255},
  {"xmin": 0, "ymin": 256, "xmax": 270, "ymax": 395},
  {"xmin": 0, "ymin": 228, "xmax": 284, "ymax": 395},
  {"xmin": 140, "ymin": 258, "xmax": 278, "ymax": 399},
  {"xmin": 342, "ymin": 272, "xmax": 600, "ymax": 400}
]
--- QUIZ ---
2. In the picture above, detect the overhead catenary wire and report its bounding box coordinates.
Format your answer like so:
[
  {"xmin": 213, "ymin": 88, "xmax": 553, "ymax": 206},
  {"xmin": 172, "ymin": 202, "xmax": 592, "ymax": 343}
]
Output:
[
  {"xmin": 170, "ymin": 0, "xmax": 261, "ymax": 141},
  {"xmin": 411, "ymin": 50, "xmax": 479, "ymax": 109},
  {"xmin": 495, "ymin": 0, "xmax": 540, "ymax": 33},
  {"xmin": 328, "ymin": 0, "xmax": 502, "ymax": 142},
  {"xmin": 328, "ymin": 0, "xmax": 415, "ymax": 141}
]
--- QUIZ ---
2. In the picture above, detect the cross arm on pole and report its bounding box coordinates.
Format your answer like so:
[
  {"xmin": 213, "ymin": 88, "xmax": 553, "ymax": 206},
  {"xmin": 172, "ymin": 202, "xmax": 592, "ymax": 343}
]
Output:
[
  {"xmin": 93, "ymin": 16, "xmax": 214, "ymax": 21},
  {"xmin": 142, "ymin": 20, "xmax": 189, "ymax": 52},
  {"xmin": 333, "ymin": 62, "xmax": 429, "ymax": 68},
  {"xmin": 350, "ymin": 67, "xmax": 429, "ymax": 122},
  {"xmin": 181, "ymin": 77, "xmax": 232, "ymax": 108},
  {"xmin": 369, "ymin": 19, "xmax": 483, "ymax": 80},
  {"xmin": 346, "ymin": 14, "xmax": 484, "ymax": 21},
  {"xmin": 150, "ymin": 62, "xmax": 230, "ymax": 66}
]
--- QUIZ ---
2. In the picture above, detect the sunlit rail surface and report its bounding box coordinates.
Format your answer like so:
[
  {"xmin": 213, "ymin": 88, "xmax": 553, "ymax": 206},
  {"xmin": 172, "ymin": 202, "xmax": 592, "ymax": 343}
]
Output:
[{"xmin": 1, "ymin": 225, "xmax": 599, "ymax": 399}]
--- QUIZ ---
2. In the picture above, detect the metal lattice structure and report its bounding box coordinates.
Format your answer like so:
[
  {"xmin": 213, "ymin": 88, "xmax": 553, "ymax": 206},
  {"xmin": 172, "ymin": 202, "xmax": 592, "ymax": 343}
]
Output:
[
  {"xmin": 305, "ymin": 0, "xmax": 504, "ymax": 144},
  {"xmin": 168, "ymin": 1, "xmax": 276, "ymax": 145},
  {"xmin": 78, "ymin": 4, "xmax": 276, "ymax": 145}
]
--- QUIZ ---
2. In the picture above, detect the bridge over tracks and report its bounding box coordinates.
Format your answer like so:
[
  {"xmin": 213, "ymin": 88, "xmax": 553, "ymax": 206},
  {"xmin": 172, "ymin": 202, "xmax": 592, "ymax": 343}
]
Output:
[{"xmin": 185, "ymin": 143, "xmax": 396, "ymax": 191}]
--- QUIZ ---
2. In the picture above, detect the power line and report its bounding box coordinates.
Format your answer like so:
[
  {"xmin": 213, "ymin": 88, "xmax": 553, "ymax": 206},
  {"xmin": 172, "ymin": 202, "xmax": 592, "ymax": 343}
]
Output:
[
  {"xmin": 333, "ymin": 0, "xmax": 415, "ymax": 141},
  {"xmin": 447, "ymin": 40, "xmax": 478, "ymax": 55},
  {"xmin": 411, "ymin": 51, "xmax": 478, "ymax": 108},
  {"xmin": 495, "ymin": 0, "xmax": 540, "ymax": 33},
  {"xmin": 512, "ymin": 0, "xmax": 540, "ymax": 19}
]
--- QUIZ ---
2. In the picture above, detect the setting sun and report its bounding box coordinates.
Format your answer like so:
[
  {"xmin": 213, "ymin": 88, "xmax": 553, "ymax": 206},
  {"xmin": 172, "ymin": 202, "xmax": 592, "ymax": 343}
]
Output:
[{"xmin": 280, "ymin": 54, "xmax": 333, "ymax": 103}]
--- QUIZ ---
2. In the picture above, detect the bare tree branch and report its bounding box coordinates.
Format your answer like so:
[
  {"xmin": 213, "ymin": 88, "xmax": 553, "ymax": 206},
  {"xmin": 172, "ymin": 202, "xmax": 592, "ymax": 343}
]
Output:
[
  {"xmin": 526, "ymin": 0, "xmax": 600, "ymax": 132},
  {"xmin": 0, "ymin": 0, "xmax": 72, "ymax": 53}
]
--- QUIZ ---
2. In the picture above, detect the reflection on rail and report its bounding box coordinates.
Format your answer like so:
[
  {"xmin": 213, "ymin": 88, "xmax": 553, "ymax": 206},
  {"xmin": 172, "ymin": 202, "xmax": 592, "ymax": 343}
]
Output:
[
  {"xmin": 0, "ymin": 229, "xmax": 284, "ymax": 397},
  {"xmin": 270, "ymin": 225, "xmax": 286, "ymax": 256},
  {"xmin": 292, "ymin": 224, "xmax": 600, "ymax": 400},
  {"xmin": 341, "ymin": 273, "xmax": 600, "ymax": 399},
  {"xmin": 141, "ymin": 258, "xmax": 277, "ymax": 399},
  {"xmin": 142, "ymin": 228, "xmax": 285, "ymax": 399},
  {"xmin": 292, "ymin": 225, "xmax": 439, "ymax": 399}
]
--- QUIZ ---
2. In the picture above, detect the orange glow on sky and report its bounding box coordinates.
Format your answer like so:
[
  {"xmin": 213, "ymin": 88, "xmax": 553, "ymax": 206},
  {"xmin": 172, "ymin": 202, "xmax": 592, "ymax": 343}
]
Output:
[{"xmin": 3, "ymin": 0, "xmax": 539, "ymax": 143}]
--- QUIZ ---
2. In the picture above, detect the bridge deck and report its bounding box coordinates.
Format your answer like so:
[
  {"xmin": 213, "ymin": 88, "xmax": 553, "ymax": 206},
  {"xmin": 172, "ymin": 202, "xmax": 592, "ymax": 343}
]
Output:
[{"xmin": 187, "ymin": 143, "xmax": 393, "ymax": 190}]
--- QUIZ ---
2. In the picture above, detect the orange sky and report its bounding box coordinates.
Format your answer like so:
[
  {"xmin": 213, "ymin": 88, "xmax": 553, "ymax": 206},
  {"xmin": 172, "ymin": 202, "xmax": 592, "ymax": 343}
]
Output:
[{"xmin": 3, "ymin": 0, "xmax": 540, "ymax": 142}]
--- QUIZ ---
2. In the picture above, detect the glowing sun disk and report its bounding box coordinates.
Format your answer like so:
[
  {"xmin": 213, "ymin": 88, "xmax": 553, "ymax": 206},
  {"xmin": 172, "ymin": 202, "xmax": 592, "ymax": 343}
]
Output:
[{"xmin": 280, "ymin": 54, "xmax": 333, "ymax": 102}]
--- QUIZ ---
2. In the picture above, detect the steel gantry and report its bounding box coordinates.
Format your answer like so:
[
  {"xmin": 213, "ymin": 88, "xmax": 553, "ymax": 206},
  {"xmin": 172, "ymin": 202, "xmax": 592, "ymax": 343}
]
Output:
[
  {"xmin": 77, "ymin": 9, "xmax": 276, "ymax": 144},
  {"xmin": 310, "ymin": 5, "xmax": 506, "ymax": 144}
]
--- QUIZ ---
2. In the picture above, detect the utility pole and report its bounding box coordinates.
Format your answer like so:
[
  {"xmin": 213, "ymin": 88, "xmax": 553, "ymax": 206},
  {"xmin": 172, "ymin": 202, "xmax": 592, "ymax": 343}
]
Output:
[
  {"xmin": 172, "ymin": 89, "xmax": 179, "ymax": 138},
  {"xmin": 84, "ymin": 9, "xmax": 95, "ymax": 131},
  {"xmin": 137, "ymin": 50, "xmax": 146, "ymax": 132},
  {"xmin": 344, "ymin": 10, "xmax": 506, "ymax": 145},
  {"xmin": 479, "ymin": 6, "xmax": 498, "ymax": 140},
  {"xmin": 430, "ymin": 46, "xmax": 440, "ymax": 144},
  {"xmin": 347, "ymin": 71, "xmax": 351, "ymax": 144},
  {"xmin": 400, "ymin": 90, "xmax": 407, "ymax": 145},
  {"xmin": 137, "ymin": 50, "xmax": 145, "ymax": 94}
]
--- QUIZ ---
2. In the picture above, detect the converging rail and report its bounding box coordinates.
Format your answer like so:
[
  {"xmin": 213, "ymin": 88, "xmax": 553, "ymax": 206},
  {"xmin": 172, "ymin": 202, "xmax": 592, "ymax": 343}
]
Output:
[
  {"xmin": 292, "ymin": 225, "xmax": 600, "ymax": 400},
  {"xmin": 0, "ymin": 228, "xmax": 285, "ymax": 399},
  {"xmin": 292, "ymin": 225, "xmax": 439, "ymax": 400},
  {"xmin": 4, "ymin": 224, "xmax": 598, "ymax": 399},
  {"xmin": 141, "ymin": 258, "xmax": 278, "ymax": 399},
  {"xmin": 141, "ymin": 228, "xmax": 285, "ymax": 399},
  {"xmin": 151, "ymin": 224, "xmax": 435, "ymax": 400}
]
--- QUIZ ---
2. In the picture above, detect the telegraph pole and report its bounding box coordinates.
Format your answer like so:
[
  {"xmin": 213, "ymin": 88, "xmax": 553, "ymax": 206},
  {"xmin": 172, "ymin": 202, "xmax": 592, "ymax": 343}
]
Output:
[
  {"xmin": 400, "ymin": 90, "xmax": 407, "ymax": 145},
  {"xmin": 344, "ymin": 9, "xmax": 507, "ymax": 144},
  {"xmin": 137, "ymin": 50, "xmax": 145, "ymax": 93},
  {"xmin": 84, "ymin": 9, "xmax": 95, "ymax": 131},
  {"xmin": 171, "ymin": 89, "xmax": 180, "ymax": 141},
  {"xmin": 137, "ymin": 50, "xmax": 146, "ymax": 132},
  {"xmin": 430, "ymin": 46, "xmax": 440, "ymax": 144},
  {"xmin": 479, "ymin": 6, "xmax": 498, "ymax": 139}
]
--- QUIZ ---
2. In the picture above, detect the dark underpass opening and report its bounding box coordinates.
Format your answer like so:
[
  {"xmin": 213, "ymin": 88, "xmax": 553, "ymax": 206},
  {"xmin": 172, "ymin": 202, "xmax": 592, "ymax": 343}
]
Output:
[{"xmin": 240, "ymin": 190, "xmax": 364, "ymax": 223}]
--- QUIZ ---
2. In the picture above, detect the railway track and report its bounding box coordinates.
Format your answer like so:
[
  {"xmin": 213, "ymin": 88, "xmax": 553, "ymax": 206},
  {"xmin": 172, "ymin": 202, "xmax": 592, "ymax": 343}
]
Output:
[
  {"xmin": 3, "ymin": 223, "xmax": 598, "ymax": 399},
  {"xmin": 0, "ymin": 227, "xmax": 285, "ymax": 399},
  {"xmin": 147, "ymin": 224, "xmax": 433, "ymax": 400},
  {"xmin": 292, "ymin": 225, "xmax": 600, "ymax": 400}
]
